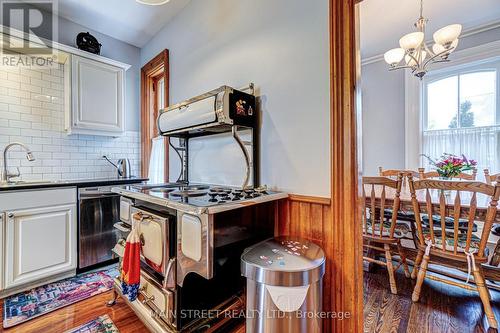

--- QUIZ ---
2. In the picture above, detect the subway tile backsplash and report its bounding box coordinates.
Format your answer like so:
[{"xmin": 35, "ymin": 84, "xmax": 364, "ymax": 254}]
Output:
[{"xmin": 0, "ymin": 65, "xmax": 140, "ymax": 181}]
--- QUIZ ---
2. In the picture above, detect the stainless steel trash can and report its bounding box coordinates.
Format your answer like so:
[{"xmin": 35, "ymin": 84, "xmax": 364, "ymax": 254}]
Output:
[{"xmin": 241, "ymin": 236, "xmax": 326, "ymax": 333}]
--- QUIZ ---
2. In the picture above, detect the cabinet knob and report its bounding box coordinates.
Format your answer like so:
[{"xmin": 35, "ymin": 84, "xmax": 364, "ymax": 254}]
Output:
[{"xmin": 8, "ymin": 213, "xmax": 14, "ymax": 218}]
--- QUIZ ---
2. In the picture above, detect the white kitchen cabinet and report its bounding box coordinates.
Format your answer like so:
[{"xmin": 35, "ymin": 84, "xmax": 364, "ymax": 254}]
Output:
[
  {"xmin": 4, "ymin": 205, "xmax": 77, "ymax": 289},
  {"xmin": 68, "ymin": 54, "xmax": 129, "ymax": 136},
  {"xmin": 0, "ymin": 212, "xmax": 4, "ymax": 291},
  {"xmin": 0, "ymin": 188, "xmax": 77, "ymax": 290}
]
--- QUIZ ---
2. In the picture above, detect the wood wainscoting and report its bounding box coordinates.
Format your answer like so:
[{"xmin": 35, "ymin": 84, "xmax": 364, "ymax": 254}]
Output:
[{"xmin": 276, "ymin": 195, "xmax": 333, "ymax": 330}]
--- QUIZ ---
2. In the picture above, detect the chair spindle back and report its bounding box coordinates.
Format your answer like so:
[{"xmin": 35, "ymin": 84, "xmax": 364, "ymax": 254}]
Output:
[
  {"xmin": 362, "ymin": 174, "xmax": 403, "ymax": 239},
  {"xmin": 408, "ymin": 175, "xmax": 500, "ymax": 258}
]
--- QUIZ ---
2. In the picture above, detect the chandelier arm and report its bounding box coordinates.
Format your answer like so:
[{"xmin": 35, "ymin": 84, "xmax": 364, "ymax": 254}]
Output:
[
  {"xmin": 422, "ymin": 49, "xmax": 452, "ymax": 67},
  {"xmin": 422, "ymin": 42, "xmax": 435, "ymax": 57},
  {"xmin": 406, "ymin": 51, "xmax": 420, "ymax": 66},
  {"xmin": 388, "ymin": 64, "xmax": 415, "ymax": 71}
]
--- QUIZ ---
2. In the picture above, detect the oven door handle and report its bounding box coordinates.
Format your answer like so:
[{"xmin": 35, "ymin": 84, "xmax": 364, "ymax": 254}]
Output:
[
  {"xmin": 164, "ymin": 258, "xmax": 176, "ymax": 290},
  {"xmin": 113, "ymin": 222, "xmax": 131, "ymax": 233}
]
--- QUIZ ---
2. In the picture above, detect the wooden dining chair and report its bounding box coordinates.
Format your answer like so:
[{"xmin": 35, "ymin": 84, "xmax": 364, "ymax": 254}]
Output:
[
  {"xmin": 378, "ymin": 167, "xmax": 421, "ymax": 247},
  {"xmin": 418, "ymin": 167, "xmax": 477, "ymax": 180},
  {"xmin": 362, "ymin": 174, "xmax": 411, "ymax": 294},
  {"xmin": 484, "ymin": 169, "xmax": 500, "ymax": 185},
  {"xmin": 379, "ymin": 167, "xmax": 420, "ymax": 179},
  {"xmin": 408, "ymin": 175, "xmax": 500, "ymax": 329}
]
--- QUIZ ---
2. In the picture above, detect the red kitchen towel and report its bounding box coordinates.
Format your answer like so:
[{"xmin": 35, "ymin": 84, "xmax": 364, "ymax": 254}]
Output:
[{"xmin": 121, "ymin": 220, "xmax": 141, "ymax": 301}]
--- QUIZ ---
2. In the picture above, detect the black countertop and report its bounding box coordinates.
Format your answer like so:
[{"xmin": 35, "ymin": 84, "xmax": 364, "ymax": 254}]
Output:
[{"xmin": 0, "ymin": 177, "xmax": 148, "ymax": 192}]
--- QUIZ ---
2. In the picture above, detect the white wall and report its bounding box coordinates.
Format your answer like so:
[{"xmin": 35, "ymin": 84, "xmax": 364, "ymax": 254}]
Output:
[
  {"xmin": 361, "ymin": 26, "xmax": 500, "ymax": 176},
  {"xmin": 141, "ymin": 0, "xmax": 331, "ymax": 197},
  {"xmin": 360, "ymin": 62, "xmax": 405, "ymax": 175}
]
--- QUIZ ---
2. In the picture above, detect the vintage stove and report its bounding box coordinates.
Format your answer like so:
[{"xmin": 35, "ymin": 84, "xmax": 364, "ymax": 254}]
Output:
[
  {"xmin": 108, "ymin": 85, "xmax": 288, "ymax": 333},
  {"xmin": 115, "ymin": 183, "xmax": 283, "ymax": 211}
]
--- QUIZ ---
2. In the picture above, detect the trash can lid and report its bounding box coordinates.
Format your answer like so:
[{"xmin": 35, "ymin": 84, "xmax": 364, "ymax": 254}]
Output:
[{"xmin": 241, "ymin": 237, "xmax": 325, "ymax": 287}]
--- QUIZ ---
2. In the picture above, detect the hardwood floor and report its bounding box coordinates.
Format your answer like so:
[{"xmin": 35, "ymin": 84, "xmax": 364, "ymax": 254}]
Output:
[
  {"xmin": 364, "ymin": 266, "xmax": 500, "ymax": 333},
  {"xmin": 5, "ymin": 267, "xmax": 496, "ymax": 333},
  {"xmin": 0, "ymin": 291, "xmax": 148, "ymax": 333},
  {"xmin": 0, "ymin": 291, "xmax": 246, "ymax": 333}
]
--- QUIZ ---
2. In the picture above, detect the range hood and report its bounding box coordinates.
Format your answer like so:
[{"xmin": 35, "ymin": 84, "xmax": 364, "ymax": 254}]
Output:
[
  {"xmin": 157, "ymin": 85, "xmax": 256, "ymax": 138},
  {"xmin": 157, "ymin": 84, "xmax": 258, "ymax": 188}
]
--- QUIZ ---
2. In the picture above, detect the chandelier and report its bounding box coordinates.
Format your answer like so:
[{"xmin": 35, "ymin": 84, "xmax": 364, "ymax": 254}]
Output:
[{"xmin": 383, "ymin": 0, "xmax": 462, "ymax": 79}]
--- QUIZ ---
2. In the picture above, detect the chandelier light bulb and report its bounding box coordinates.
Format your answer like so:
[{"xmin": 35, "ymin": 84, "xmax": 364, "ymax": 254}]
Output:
[
  {"xmin": 399, "ymin": 32, "xmax": 424, "ymax": 51},
  {"xmin": 433, "ymin": 24, "xmax": 462, "ymax": 47},
  {"xmin": 384, "ymin": 48, "xmax": 405, "ymax": 66},
  {"xmin": 136, "ymin": 0, "xmax": 170, "ymax": 5},
  {"xmin": 432, "ymin": 39, "xmax": 459, "ymax": 56}
]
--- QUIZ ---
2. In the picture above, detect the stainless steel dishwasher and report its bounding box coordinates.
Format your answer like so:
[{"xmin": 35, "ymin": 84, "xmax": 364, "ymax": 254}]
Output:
[{"xmin": 78, "ymin": 186, "xmax": 121, "ymax": 272}]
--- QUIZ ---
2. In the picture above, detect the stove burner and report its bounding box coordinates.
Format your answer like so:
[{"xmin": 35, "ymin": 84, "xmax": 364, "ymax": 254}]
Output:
[
  {"xmin": 179, "ymin": 185, "xmax": 210, "ymax": 191},
  {"xmin": 210, "ymin": 187, "xmax": 232, "ymax": 195},
  {"xmin": 170, "ymin": 189, "xmax": 208, "ymax": 197},
  {"xmin": 149, "ymin": 187, "xmax": 175, "ymax": 193}
]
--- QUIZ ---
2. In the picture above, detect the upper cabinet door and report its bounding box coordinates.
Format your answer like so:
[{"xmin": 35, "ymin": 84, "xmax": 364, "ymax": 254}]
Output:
[{"xmin": 70, "ymin": 55, "xmax": 125, "ymax": 136}]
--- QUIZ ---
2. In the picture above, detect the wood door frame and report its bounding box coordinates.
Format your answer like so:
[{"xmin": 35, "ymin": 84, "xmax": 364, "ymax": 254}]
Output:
[
  {"xmin": 140, "ymin": 49, "xmax": 169, "ymax": 179},
  {"xmin": 329, "ymin": 0, "xmax": 363, "ymax": 331}
]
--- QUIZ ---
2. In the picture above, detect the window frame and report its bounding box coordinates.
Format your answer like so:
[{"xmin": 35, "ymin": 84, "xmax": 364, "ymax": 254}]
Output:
[
  {"xmin": 422, "ymin": 62, "xmax": 499, "ymax": 132},
  {"xmin": 404, "ymin": 40, "xmax": 500, "ymax": 170},
  {"xmin": 140, "ymin": 49, "xmax": 169, "ymax": 180}
]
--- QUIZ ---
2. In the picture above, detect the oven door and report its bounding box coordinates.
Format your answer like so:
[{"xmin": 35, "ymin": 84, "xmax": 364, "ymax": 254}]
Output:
[{"xmin": 131, "ymin": 207, "xmax": 169, "ymax": 276}]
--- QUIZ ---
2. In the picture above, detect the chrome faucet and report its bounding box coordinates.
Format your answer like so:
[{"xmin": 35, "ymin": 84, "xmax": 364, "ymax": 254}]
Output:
[{"xmin": 2, "ymin": 142, "xmax": 35, "ymax": 183}]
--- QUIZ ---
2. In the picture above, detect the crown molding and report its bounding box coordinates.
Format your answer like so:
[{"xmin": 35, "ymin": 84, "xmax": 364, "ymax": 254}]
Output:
[
  {"xmin": 0, "ymin": 24, "xmax": 131, "ymax": 70},
  {"xmin": 361, "ymin": 19, "xmax": 500, "ymax": 67}
]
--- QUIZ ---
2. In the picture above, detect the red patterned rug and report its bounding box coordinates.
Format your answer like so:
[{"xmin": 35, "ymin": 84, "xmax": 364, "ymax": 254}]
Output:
[{"xmin": 3, "ymin": 267, "xmax": 119, "ymax": 328}]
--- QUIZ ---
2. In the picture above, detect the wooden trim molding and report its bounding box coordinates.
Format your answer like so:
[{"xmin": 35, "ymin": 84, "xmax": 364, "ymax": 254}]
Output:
[
  {"xmin": 140, "ymin": 49, "xmax": 169, "ymax": 179},
  {"xmin": 288, "ymin": 194, "xmax": 331, "ymax": 205},
  {"xmin": 329, "ymin": 0, "xmax": 363, "ymax": 332}
]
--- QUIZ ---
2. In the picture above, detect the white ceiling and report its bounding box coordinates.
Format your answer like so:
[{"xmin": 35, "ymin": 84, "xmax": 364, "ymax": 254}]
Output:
[
  {"xmin": 360, "ymin": 0, "xmax": 500, "ymax": 59},
  {"xmin": 54, "ymin": 0, "xmax": 191, "ymax": 48}
]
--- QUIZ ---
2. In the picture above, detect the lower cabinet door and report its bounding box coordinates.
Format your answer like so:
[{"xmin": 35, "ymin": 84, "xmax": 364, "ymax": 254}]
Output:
[
  {"xmin": 0, "ymin": 212, "xmax": 4, "ymax": 291},
  {"xmin": 4, "ymin": 204, "xmax": 77, "ymax": 289}
]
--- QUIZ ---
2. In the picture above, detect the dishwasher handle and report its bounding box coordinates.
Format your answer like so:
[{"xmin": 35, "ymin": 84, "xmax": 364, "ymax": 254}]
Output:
[{"xmin": 79, "ymin": 187, "xmax": 119, "ymax": 199}]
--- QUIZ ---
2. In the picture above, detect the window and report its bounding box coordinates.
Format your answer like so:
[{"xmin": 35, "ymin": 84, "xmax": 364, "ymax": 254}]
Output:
[
  {"xmin": 422, "ymin": 58, "xmax": 500, "ymax": 172},
  {"xmin": 141, "ymin": 50, "xmax": 169, "ymax": 183}
]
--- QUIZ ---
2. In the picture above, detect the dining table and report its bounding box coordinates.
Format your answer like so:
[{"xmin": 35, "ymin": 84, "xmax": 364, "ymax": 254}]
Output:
[{"xmin": 364, "ymin": 180, "xmax": 500, "ymax": 284}]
